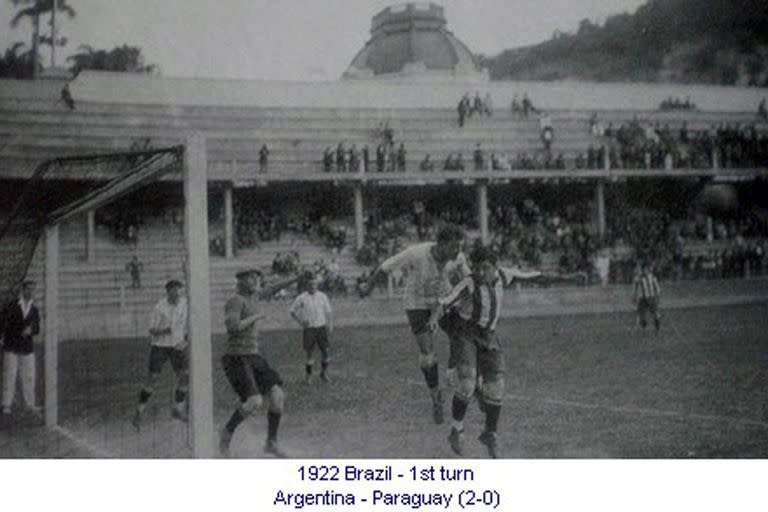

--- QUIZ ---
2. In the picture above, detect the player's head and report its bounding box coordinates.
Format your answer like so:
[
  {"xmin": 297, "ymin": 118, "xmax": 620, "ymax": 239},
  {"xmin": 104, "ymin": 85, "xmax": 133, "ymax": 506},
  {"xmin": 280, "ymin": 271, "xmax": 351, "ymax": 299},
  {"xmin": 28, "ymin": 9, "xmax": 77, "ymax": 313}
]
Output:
[
  {"xmin": 165, "ymin": 279, "xmax": 183, "ymax": 303},
  {"xmin": 236, "ymin": 269, "xmax": 262, "ymax": 294},
  {"xmin": 434, "ymin": 224, "xmax": 464, "ymax": 262},
  {"xmin": 20, "ymin": 279, "xmax": 35, "ymax": 300},
  {"xmin": 469, "ymin": 246, "xmax": 498, "ymax": 284},
  {"xmin": 306, "ymin": 272, "xmax": 319, "ymax": 293}
]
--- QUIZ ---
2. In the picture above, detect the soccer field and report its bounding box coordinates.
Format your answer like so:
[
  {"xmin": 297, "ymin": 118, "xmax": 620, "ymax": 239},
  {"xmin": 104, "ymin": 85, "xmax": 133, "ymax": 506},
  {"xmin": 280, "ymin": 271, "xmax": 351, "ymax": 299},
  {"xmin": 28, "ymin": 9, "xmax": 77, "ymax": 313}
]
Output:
[{"xmin": 2, "ymin": 302, "xmax": 767, "ymax": 458}]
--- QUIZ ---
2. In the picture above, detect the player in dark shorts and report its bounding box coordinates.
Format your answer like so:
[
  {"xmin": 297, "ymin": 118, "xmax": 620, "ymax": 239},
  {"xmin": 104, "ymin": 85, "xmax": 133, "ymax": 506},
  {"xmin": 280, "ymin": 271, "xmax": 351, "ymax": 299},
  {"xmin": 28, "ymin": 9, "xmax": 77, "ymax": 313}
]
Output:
[
  {"xmin": 359, "ymin": 224, "xmax": 470, "ymax": 424},
  {"xmin": 634, "ymin": 263, "xmax": 661, "ymax": 332},
  {"xmin": 430, "ymin": 246, "xmax": 585, "ymax": 458},
  {"xmin": 132, "ymin": 279, "xmax": 188, "ymax": 430},
  {"xmin": 219, "ymin": 268, "xmax": 299, "ymax": 458}
]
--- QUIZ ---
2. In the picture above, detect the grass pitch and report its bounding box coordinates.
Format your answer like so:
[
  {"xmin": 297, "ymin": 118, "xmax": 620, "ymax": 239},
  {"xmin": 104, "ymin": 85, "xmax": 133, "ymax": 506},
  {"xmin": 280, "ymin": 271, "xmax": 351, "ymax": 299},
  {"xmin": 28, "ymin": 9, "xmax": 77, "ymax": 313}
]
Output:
[{"xmin": 2, "ymin": 302, "xmax": 767, "ymax": 458}]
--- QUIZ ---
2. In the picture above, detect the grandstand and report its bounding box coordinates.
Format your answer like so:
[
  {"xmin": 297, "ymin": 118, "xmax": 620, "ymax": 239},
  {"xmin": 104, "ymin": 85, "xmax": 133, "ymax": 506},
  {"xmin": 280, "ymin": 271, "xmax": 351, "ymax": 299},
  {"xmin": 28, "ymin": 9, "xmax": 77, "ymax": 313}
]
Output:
[{"xmin": 0, "ymin": 1, "xmax": 767, "ymax": 459}]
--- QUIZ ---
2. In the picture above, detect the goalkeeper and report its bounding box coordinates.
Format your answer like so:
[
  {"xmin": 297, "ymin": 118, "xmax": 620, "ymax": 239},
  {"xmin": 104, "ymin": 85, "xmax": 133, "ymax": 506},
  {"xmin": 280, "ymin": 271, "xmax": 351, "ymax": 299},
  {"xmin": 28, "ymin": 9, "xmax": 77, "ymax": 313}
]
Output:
[{"xmin": 131, "ymin": 279, "xmax": 188, "ymax": 430}]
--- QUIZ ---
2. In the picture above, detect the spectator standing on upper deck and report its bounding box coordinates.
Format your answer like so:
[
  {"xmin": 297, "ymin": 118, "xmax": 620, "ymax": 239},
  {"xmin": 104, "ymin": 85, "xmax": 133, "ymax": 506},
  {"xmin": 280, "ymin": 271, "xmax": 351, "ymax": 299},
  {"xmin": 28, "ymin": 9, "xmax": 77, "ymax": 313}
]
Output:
[
  {"xmin": 522, "ymin": 93, "xmax": 536, "ymax": 118},
  {"xmin": 420, "ymin": 154, "xmax": 434, "ymax": 172},
  {"xmin": 510, "ymin": 95, "xmax": 521, "ymax": 116},
  {"xmin": 759, "ymin": 98, "xmax": 767, "ymax": 120},
  {"xmin": 376, "ymin": 143, "xmax": 385, "ymax": 172},
  {"xmin": 397, "ymin": 143, "xmax": 407, "ymax": 172},
  {"xmin": 362, "ymin": 145, "xmax": 370, "ymax": 173},
  {"xmin": 458, "ymin": 95, "xmax": 469, "ymax": 128},
  {"xmin": 483, "ymin": 93, "xmax": 493, "ymax": 117},
  {"xmin": 474, "ymin": 144, "xmax": 485, "ymax": 171},
  {"xmin": 472, "ymin": 92, "xmax": 483, "ymax": 118},
  {"xmin": 336, "ymin": 143, "xmax": 346, "ymax": 173},
  {"xmin": 540, "ymin": 115, "xmax": 554, "ymax": 153},
  {"xmin": 259, "ymin": 144, "xmax": 269, "ymax": 174}
]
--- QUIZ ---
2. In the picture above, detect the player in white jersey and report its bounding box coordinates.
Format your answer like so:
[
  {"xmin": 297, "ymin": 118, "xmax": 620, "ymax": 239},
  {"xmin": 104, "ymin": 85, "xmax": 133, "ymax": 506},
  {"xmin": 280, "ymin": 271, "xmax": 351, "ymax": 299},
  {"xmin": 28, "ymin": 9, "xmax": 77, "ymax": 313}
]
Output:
[
  {"xmin": 290, "ymin": 273, "xmax": 333, "ymax": 384},
  {"xmin": 360, "ymin": 224, "xmax": 470, "ymax": 424},
  {"xmin": 132, "ymin": 279, "xmax": 188, "ymax": 430}
]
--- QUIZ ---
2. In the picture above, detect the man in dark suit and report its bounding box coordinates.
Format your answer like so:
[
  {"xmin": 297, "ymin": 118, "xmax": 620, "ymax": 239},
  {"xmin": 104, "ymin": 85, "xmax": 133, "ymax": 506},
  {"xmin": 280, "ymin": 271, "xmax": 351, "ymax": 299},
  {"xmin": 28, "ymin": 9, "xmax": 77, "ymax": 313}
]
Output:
[{"xmin": 1, "ymin": 279, "xmax": 41, "ymax": 416}]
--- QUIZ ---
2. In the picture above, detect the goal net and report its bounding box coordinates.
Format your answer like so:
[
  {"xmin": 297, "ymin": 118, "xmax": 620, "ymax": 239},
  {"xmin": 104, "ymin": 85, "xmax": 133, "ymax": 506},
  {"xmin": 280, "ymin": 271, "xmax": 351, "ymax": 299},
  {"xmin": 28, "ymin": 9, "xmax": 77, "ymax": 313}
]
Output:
[{"xmin": 0, "ymin": 144, "xmax": 216, "ymax": 458}]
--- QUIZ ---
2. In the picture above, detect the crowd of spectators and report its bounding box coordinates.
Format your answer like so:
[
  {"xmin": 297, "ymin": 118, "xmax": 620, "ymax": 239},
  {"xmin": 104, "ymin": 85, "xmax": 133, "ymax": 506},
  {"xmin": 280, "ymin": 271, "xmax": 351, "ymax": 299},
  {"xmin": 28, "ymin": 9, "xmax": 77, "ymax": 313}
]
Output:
[
  {"xmin": 595, "ymin": 115, "xmax": 768, "ymax": 170},
  {"xmin": 324, "ymin": 142, "xmax": 407, "ymax": 173},
  {"xmin": 234, "ymin": 204, "xmax": 283, "ymax": 249},
  {"xmin": 489, "ymin": 199, "xmax": 599, "ymax": 273},
  {"xmin": 607, "ymin": 208, "xmax": 768, "ymax": 282},
  {"xmin": 457, "ymin": 92, "xmax": 494, "ymax": 127},
  {"xmin": 510, "ymin": 93, "xmax": 537, "ymax": 118},
  {"xmin": 659, "ymin": 96, "xmax": 697, "ymax": 111}
]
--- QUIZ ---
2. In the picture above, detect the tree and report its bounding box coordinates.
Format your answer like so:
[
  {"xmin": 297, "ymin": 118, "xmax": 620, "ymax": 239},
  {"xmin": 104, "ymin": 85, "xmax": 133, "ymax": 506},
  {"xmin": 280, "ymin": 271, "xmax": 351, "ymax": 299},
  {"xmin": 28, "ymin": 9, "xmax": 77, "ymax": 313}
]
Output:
[
  {"xmin": 0, "ymin": 42, "xmax": 37, "ymax": 78},
  {"xmin": 67, "ymin": 44, "xmax": 158, "ymax": 74},
  {"xmin": 9, "ymin": 0, "xmax": 76, "ymax": 78}
]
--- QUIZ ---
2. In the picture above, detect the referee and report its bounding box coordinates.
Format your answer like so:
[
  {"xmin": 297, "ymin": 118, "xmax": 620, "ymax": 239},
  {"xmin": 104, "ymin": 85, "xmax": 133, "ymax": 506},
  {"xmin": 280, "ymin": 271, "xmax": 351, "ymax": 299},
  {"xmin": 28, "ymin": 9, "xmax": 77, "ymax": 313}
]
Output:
[{"xmin": 633, "ymin": 262, "xmax": 661, "ymax": 332}]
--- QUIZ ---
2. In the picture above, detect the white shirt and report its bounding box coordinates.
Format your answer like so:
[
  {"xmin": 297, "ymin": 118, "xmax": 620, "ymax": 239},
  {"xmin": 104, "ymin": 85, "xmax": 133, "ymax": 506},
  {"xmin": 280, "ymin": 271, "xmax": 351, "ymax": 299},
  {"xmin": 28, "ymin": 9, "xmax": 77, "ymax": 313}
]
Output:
[
  {"xmin": 149, "ymin": 297, "xmax": 188, "ymax": 348},
  {"xmin": 380, "ymin": 243, "xmax": 471, "ymax": 310},
  {"xmin": 290, "ymin": 291, "xmax": 332, "ymax": 328},
  {"xmin": 18, "ymin": 298, "xmax": 33, "ymax": 319}
]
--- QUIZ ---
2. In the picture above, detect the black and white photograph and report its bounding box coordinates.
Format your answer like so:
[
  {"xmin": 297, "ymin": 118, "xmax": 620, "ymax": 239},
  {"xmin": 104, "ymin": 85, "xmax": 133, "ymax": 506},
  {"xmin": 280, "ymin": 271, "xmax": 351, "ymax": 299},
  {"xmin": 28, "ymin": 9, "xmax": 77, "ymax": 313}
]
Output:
[{"xmin": 0, "ymin": 0, "xmax": 767, "ymax": 504}]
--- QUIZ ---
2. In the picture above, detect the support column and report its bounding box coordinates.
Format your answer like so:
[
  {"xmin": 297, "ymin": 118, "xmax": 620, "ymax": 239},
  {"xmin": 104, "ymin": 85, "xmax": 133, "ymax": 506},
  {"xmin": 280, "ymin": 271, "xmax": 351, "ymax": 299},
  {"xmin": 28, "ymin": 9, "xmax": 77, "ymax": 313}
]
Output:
[
  {"xmin": 86, "ymin": 210, "xmax": 96, "ymax": 263},
  {"xmin": 595, "ymin": 180, "xmax": 606, "ymax": 239},
  {"xmin": 476, "ymin": 181, "xmax": 489, "ymax": 245},
  {"xmin": 44, "ymin": 224, "xmax": 59, "ymax": 427},
  {"xmin": 224, "ymin": 184, "xmax": 234, "ymax": 259},
  {"xmin": 184, "ymin": 133, "xmax": 214, "ymax": 458},
  {"xmin": 354, "ymin": 184, "xmax": 364, "ymax": 250}
]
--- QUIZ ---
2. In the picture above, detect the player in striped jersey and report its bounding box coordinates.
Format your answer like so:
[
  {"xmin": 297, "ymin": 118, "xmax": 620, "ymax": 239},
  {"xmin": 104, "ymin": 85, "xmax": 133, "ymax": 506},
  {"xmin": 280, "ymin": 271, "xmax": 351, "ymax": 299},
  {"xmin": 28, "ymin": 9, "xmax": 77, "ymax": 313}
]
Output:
[
  {"xmin": 429, "ymin": 246, "xmax": 585, "ymax": 458},
  {"xmin": 360, "ymin": 224, "xmax": 470, "ymax": 424},
  {"xmin": 633, "ymin": 263, "xmax": 661, "ymax": 332}
]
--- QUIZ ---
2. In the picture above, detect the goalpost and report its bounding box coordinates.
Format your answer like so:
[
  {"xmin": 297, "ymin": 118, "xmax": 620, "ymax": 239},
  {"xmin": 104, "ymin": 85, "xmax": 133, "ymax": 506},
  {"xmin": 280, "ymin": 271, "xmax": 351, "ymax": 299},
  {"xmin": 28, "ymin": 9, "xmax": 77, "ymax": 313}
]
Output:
[{"xmin": 2, "ymin": 134, "xmax": 214, "ymax": 457}]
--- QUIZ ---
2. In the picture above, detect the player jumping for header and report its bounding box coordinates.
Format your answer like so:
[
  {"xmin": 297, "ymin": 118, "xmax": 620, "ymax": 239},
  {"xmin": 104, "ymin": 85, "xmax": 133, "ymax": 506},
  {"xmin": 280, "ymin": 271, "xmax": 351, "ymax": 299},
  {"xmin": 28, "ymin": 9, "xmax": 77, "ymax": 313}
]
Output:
[
  {"xmin": 359, "ymin": 224, "xmax": 471, "ymax": 424},
  {"xmin": 429, "ymin": 246, "xmax": 585, "ymax": 458}
]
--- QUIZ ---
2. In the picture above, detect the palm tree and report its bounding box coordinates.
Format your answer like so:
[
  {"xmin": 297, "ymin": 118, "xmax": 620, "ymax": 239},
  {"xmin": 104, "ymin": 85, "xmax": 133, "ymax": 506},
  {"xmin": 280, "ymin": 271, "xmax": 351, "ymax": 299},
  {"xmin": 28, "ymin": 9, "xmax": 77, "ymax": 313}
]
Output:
[
  {"xmin": 9, "ymin": 0, "xmax": 76, "ymax": 78},
  {"xmin": 0, "ymin": 42, "xmax": 36, "ymax": 78},
  {"xmin": 68, "ymin": 44, "xmax": 158, "ymax": 74}
]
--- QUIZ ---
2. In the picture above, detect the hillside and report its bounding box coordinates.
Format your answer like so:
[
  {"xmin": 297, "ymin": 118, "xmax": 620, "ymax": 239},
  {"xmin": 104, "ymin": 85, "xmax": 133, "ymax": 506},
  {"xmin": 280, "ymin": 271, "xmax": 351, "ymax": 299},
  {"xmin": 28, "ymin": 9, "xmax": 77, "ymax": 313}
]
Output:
[{"xmin": 482, "ymin": 0, "xmax": 768, "ymax": 86}]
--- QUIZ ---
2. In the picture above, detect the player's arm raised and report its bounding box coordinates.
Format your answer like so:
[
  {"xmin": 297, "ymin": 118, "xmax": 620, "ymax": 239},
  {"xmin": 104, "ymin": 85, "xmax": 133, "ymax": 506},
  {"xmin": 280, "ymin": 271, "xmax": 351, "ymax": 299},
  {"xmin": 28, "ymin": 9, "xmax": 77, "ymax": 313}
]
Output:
[
  {"xmin": 499, "ymin": 266, "xmax": 586, "ymax": 287},
  {"xmin": 360, "ymin": 247, "xmax": 413, "ymax": 297},
  {"xmin": 257, "ymin": 274, "xmax": 301, "ymax": 301}
]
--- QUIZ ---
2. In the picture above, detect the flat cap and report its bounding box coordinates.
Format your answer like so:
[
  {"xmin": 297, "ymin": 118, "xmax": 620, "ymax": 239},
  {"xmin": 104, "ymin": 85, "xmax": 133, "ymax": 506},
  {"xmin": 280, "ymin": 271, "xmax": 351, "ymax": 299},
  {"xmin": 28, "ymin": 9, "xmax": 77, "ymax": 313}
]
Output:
[
  {"xmin": 165, "ymin": 279, "xmax": 183, "ymax": 290},
  {"xmin": 236, "ymin": 268, "xmax": 262, "ymax": 279}
]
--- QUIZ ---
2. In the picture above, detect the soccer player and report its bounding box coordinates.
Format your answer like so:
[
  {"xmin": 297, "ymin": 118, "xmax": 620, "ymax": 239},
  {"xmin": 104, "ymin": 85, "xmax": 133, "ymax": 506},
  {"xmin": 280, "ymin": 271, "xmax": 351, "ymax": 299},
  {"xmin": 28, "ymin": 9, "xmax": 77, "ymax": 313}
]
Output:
[
  {"xmin": 290, "ymin": 273, "xmax": 333, "ymax": 384},
  {"xmin": 360, "ymin": 224, "xmax": 470, "ymax": 424},
  {"xmin": 132, "ymin": 279, "xmax": 188, "ymax": 430},
  {"xmin": 219, "ymin": 268, "xmax": 299, "ymax": 458},
  {"xmin": 634, "ymin": 262, "xmax": 661, "ymax": 332},
  {"xmin": 0, "ymin": 279, "xmax": 41, "ymax": 417},
  {"xmin": 429, "ymin": 246, "xmax": 585, "ymax": 458}
]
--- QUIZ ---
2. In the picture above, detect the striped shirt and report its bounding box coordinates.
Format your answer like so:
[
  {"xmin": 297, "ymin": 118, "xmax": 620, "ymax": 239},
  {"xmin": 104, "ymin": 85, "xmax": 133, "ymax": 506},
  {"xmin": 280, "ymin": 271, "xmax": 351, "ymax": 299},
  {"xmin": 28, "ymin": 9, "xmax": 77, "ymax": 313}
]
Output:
[
  {"xmin": 224, "ymin": 293, "xmax": 261, "ymax": 355},
  {"xmin": 634, "ymin": 273, "xmax": 661, "ymax": 300},
  {"xmin": 290, "ymin": 291, "xmax": 332, "ymax": 328},
  {"xmin": 380, "ymin": 243, "xmax": 471, "ymax": 310},
  {"xmin": 438, "ymin": 266, "xmax": 540, "ymax": 333}
]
